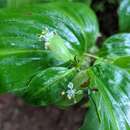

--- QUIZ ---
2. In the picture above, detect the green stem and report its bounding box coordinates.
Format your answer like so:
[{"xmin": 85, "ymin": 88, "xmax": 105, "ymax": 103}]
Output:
[{"xmin": 84, "ymin": 53, "xmax": 100, "ymax": 59}]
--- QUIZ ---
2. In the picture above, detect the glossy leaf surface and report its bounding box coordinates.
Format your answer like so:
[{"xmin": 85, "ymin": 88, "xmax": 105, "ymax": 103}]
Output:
[
  {"xmin": 0, "ymin": 2, "xmax": 99, "ymax": 56},
  {"xmin": 21, "ymin": 67, "xmax": 83, "ymax": 107},
  {"xmin": 0, "ymin": 2, "xmax": 99, "ymax": 106},
  {"xmin": 0, "ymin": 49, "xmax": 60, "ymax": 93},
  {"xmin": 99, "ymin": 33, "xmax": 130, "ymax": 72},
  {"xmin": 82, "ymin": 62, "xmax": 130, "ymax": 130}
]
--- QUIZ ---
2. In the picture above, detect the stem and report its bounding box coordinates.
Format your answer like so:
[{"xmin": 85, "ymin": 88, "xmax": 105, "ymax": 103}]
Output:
[{"xmin": 84, "ymin": 53, "xmax": 100, "ymax": 59}]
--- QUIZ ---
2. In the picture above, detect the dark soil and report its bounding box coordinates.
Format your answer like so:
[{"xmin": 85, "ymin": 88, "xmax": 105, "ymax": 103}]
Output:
[
  {"xmin": 0, "ymin": 1, "xmax": 118, "ymax": 130},
  {"xmin": 0, "ymin": 94, "xmax": 86, "ymax": 130}
]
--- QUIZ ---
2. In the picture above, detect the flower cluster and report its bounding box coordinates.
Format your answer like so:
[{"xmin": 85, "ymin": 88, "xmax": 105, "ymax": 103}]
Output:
[
  {"xmin": 61, "ymin": 82, "xmax": 77, "ymax": 103},
  {"xmin": 38, "ymin": 28, "xmax": 56, "ymax": 49}
]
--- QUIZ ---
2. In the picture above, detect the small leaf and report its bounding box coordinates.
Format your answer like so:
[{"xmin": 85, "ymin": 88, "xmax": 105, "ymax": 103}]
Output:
[
  {"xmin": 80, "ymin": 100, "xmax": 99, "ymax": 130},
  {"xmin": 21, "ymin": 67, "xmax": 83, "ymax": 108},
  {"xmin": 99, "ymin": 33, "xmax": 130, "ymax": 72}
]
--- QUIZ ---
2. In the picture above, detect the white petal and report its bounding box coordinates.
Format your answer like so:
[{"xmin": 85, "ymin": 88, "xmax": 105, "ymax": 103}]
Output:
[{"xmin": 67, "ymin": 82, "xmax": 74, "ymax": 89}]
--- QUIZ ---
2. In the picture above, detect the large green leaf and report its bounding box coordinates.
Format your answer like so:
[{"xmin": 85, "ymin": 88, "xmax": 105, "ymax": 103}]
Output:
[
  {"xmin": 99, "ymin": 33, "xmax": 130, "ymax": 72},
  {"xmin": 82, "ymin": 62, "xmax": 130, "ymax": 130},
  {"xmin": 0, "ymin": 2, "xmax": 99, "ymax": 56},
  {"xmin": 118, "ymin": 0, "xmax": 130, "ymax": 32},
  {"xmin": 0, "ymin": 3, "xmax": 99, "ymax": 106}
]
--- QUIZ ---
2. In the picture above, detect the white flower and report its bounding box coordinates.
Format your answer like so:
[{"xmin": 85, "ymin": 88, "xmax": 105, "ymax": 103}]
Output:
[
  {"xmin": 67, "ymin": 82, "xmax": 74, "ymax": 89},
  {"xmin": 38, "ymin": 28, "xmax": 56, "ymax": 42},
  {"xmin": 61, "ymin": 91, "xmax": 65, "ymax": 96},
  {"xmin": 61, "ymin": 82, "xmax": 77, "ymax": 103},
  {"xmin": 66, "ymin": 82, "xmax": 76, "ymax": 100},
  {"xmin": 43, "ymin": 31, "xmax": 55, "ymax": 42},
  {"xmin": 66, "ymin": 89, "xmax": 76, "ymax": 100}
]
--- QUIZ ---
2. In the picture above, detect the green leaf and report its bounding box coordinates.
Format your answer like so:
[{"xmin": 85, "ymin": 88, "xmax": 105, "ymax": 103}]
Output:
[
  {"xmin": 6, "ymin": 0, "xmax": 73, "ymax": 8},
  {"xmin": 6, "ymin": 0, "xmax": 91, "ymax": 8},
  {"xmin": 0, "ymin": 49, "xmax": 60, "ymax": 93},
  {"xmin": 44, "ymin": 33, "xmax": 74, "ymax": 62},
  {"xmin": 99, "ymin": 33, "xmax": 130, "ymax": 72},
  {"xmin": 0, "ymin": 2, "xmax": 99, "ymax": 107},
  {"xmin": 0, "ymin": 2, "xmax": 99, "ymax": 56},
  {"xmin": 118, "ymin": 0, "xmax": 130, "ymax": 32},
  {"xmin": 86, "ymin": 62, "xmax": 130, "ymax": 130},
  {"xmin": 80, "ymin": 100, "xmax": 99, "ymax": 130},
  {"xmin": 0, "ymin": 0, "xmax": 6, "ymax": 8},
  {"xmin": 21, "ymin": 67, "xmax": 83, "ymax": 108},
  {"xmin": 74, "ymin": 0, "xmax": 92, "ymax": 5}
]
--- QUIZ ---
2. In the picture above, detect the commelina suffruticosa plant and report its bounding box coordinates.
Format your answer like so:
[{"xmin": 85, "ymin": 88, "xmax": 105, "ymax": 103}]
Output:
[{"xmin": 0, "ymin": 0, "xmax": 130, "ymax": 130}]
